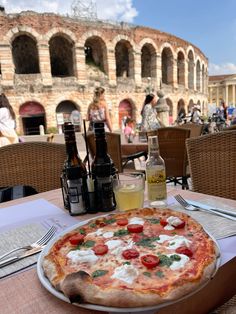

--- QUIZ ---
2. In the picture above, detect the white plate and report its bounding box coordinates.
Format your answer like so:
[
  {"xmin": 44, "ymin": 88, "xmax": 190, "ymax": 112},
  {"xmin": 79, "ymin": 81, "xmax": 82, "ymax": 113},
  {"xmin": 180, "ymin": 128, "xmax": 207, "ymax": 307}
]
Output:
[{"xmin": 37, "ymin": 215, "xmax": 221, "ymax": 313}]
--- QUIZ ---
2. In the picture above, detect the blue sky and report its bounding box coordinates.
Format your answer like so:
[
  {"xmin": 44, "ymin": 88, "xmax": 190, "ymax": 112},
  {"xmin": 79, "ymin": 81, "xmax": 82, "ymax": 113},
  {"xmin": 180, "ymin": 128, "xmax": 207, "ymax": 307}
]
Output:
[{"xmin": 2, "ymin": 0, "xmax": 236, "ymax": 75}]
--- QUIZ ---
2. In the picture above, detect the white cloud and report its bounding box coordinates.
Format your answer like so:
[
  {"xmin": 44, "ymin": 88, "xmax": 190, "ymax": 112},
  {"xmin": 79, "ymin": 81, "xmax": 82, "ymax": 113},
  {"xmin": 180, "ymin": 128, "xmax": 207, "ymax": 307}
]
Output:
[
  {"xmin": 2, "ymin": 0, "xmax": 138, "ymax": 22},
  {"xmin": 209, "ymin": 62, "xmax": 236, "ymax": 75}
]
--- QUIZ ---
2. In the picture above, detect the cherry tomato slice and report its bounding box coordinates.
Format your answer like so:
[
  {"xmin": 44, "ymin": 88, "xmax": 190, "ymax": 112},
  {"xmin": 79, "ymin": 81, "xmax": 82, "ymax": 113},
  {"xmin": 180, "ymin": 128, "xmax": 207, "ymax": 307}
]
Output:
[
  {"xmin": 127, "ymin": 224, "xmax": 143, "ymax": 233},
  {"xmin": 116, "ymin": 218, "xmax": 129, "ymax": 226},
  {"xmin": 69, "ymin": 234, "xmax": 85, "ymax": 245},
  {"xmin": 122, "ymin": 249, "xmax": 140, "ymax": 259},
  {"xmin": 141, "ymin": 255, "xmax": 160, "ymax": 269},
  {"xmin": 176, "ymin": 246, "xmax": 193, "ymax": 257},
  {"xmin": 160, "ymin": 219, "xmax": 168, "ymax": 227},
  {"xmin": 93, "ymin": 244, "xmax": 109, "ymax": 255},
  {"xmin": 175, "ymin": 221, "xmax": 186, "ymax": 229}
]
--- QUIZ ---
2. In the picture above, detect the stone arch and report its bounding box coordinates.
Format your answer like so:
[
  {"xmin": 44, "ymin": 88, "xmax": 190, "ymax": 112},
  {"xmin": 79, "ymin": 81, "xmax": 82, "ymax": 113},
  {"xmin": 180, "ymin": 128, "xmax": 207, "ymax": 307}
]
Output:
[
  {"xmin": 188, "ymin": 99, "xmax": 194, "ymax": 113},
  {"xmin": 12, "ymin": 34, "xmax": 40, "ymax": 74},
  {"xmin": 5, "ymin": 26, "xmax": 41, "ymax": 43},
  {"xmin": 115, "ymin": 39, "xmax": 134, "ymax": 78},
  {"xmin": 141, "ymin": 42, "xmax": 157, "ymax": 78},
  {"xmin": 84, "ymin": 35, "xmax": 108, "ymax": 75},
  {"xmin": 159, "ymin": 42, "xmax": 175, "ymax": 57},
  {"xmin": 166, "ymin": 98, "xmax": 173, "ymax": 125},
  {"xmin": 177, "ymin": 98, "xmax": 186, "ymax": 112},
  {"xmin": 188, "ymin": 50, "xmax": 194, "ymax": 90},
  {"xmin": 45, "ymin": 28, "xmax": 77, "ymax": 43},
  {"xmin": 196, "ymin": 59, "xmax": 201, "ymax": 91},
  {"xmin": 118, "ymin": 98, "xmax": 136, "ymax": 128},
  {"xmin": 19, "ymin": 101, "xmax": 45, "ymax": 135},
  {"xmin": 49, "ymin": 33, "xmax": 75, "ymax": 77},
  {"xmin": 56, "ymin": 100, "xmax": 82, "ymax": 132},
  {"xmin": 177, "ymin": 51, "xmax": 185, "ymax": 86},
  {"xmin": 161, "ymin": 47, "xmax": 174, "ymax": 85}
]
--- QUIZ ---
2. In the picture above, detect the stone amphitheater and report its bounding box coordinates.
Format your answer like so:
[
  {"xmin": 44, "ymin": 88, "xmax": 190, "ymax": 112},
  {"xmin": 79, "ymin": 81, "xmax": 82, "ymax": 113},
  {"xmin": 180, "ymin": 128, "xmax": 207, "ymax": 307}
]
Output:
[{"xmin": 0, "ymin": 8, "xmax": 208, "ymax": 135}]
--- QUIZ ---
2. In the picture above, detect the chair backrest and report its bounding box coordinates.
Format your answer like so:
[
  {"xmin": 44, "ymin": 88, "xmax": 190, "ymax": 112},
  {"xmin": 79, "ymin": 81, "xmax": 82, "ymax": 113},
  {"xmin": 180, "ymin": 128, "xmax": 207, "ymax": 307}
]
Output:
[
  {"xmin": 0, "ymin": 142, "xmax": 66, "ymax": 193},
  {"xmin": 85, "ymin": 132, "xmax": 123, "ymax": 173},
  {"xmin": 177, "ymin": 123, "xmax": 204, "ymax": 137},
  {"xmin": 186, "ymin": 130, "xmax": 236, "ymax": 200},
  {"xmin": 222, "ymin": 124, "xmax": 236, "ymax": 131},
  {"xmin": 156, "ymin": 127, "xmax": 191, "ymax": 177}
]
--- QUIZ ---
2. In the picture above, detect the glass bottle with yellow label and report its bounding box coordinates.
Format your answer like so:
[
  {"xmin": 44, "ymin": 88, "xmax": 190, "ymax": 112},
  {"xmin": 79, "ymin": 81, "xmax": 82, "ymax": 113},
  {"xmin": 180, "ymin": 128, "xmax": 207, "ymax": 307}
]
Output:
[{"xmin": 146, "ymin": 135, "xmax": 167, "ymax": 205}]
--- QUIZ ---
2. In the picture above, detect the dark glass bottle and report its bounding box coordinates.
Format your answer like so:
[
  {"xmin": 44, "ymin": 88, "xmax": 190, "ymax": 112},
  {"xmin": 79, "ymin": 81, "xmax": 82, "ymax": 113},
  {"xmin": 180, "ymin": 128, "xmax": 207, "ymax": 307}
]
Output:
[
  {"xmin": 92, "ymin": 122, "xmax": 116, "ymax": 212},
  {"xmin": 62, "ymin": 122, "xmax": 88, "ymax": 215}
]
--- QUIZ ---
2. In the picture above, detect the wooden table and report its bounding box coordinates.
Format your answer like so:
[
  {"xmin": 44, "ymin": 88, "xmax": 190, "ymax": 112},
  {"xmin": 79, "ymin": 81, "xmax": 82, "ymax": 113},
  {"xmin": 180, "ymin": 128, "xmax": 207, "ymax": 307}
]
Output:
[
  {"xmin": 121, "ymin": 135, "xmax": 148, "ymax": 156},
  {"xmin": 0, "ymin": 188, "xmax": 236, "ymax": 314}
]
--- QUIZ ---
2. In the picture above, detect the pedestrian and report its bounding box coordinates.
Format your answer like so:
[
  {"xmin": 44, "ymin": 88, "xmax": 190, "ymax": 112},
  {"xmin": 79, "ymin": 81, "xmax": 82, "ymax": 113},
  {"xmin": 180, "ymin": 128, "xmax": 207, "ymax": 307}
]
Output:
[
  {"xmin": 191, "ymin": 104, "xmax": 202, "ymax": 124},
  {"xmin": 87, "ymin": 87, "xmax": 112, "ymax": 132},
  {"xmin": 141, "ymin": 93, "xmax": 161, "ymax": 131},
  {"xmin": 0, "ymin": 93, "xmax": 18, "ymax": 147},
  {"xmin": 124, "ymin": 117, "xmax": 135, "ymax": 143}
]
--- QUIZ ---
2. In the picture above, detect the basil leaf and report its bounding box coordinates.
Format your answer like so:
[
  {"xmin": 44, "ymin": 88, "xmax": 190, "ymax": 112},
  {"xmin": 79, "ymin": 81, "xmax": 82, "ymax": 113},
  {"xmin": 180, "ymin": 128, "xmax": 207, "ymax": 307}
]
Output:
[
  {"xmin": 170, "ymin": 254, "xmax": 181, "ymax": 261},
  {"xmin": 136, "ymin": 236, "xmax": 160, "ymax": 248},
  {"xmin": 143, "ymin": 271, "xmax": 151, "ymax": 277},
  {"xmin": 83, "ymin": 240, "xmax": 95, "ymax": 248},
  {"xmin": 92, "ymin": 270, "xmax": 108, "ymax": 278},
  {"xmin": 105, "ymin": 218, "xmax": 116, "ymax": 224},
  {"xmin": 159, "ymin": 255, "xmax": 173, "ymax": 267},
  {"xmin": 79, "ymin": 229, "xmax": 86, "ymax": 235},
  {"xmin": 123, "ymin": 261, "xmax": 131, "ymax": 265},
  {"xmin": 155, "ymin": 270, "xmax": 164, "ymax": 278},
  {"xmin": 147, "ymin": 218, "xmax": 160, "ymax": 224},
  {"xmin": 89, "ymin": 223, "xmax": 96, "ymax": 228},
  {"xmin": 114, "ymin": 229, "xmax": 129, "ymax": 237}
]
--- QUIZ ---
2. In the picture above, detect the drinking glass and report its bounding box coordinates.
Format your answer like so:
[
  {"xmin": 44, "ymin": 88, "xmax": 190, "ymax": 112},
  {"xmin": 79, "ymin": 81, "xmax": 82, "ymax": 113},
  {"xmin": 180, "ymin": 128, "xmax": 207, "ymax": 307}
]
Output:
[{"xmin": 113, "ymin": 172, "xmax": 145, "ymax": 211}]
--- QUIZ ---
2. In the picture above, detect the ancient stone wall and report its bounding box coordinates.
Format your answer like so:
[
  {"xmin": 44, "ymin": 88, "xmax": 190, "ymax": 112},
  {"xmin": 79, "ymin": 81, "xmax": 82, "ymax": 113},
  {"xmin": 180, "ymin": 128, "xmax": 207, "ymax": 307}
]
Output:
[{"xmin": 0, "ymin": 11, "xmax": 208, "ymax": 134}]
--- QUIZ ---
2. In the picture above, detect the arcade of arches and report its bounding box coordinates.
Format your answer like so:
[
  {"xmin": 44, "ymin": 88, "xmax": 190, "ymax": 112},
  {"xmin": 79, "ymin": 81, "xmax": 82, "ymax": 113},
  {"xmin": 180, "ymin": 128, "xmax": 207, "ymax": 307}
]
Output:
[{"xmin": 0, "ymin": 11, "xmax": 208, "ymax": 134}]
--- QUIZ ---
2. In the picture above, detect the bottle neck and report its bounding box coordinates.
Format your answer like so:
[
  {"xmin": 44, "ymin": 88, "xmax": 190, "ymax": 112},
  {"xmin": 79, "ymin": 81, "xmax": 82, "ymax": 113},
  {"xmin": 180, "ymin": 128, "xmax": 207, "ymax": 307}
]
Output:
[
  {"xmin": 95, "ymin": 134, "xmax": 108, "ymax": 158},
  {"xmin": 148, "ymin": 145, "xmax": 160, "ymax": 158},
  {"xmin": 64, "ymin": 129, "xmax": 81, "ymax": 166}
]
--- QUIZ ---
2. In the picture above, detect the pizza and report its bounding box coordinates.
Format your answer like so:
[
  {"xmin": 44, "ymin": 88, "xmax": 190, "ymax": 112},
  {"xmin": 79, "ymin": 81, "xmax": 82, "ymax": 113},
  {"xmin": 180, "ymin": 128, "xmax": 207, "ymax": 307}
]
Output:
[{"xmin": 42, "ymin": 207, "xmax": 219, "ymax": 308}]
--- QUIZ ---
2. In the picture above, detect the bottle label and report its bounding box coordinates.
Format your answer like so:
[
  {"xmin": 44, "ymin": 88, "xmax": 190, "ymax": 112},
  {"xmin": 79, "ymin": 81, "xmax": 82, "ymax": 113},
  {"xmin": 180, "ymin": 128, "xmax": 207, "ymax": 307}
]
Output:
[
  {"xmin": 146, "ymin": 166, "xmax": 167, "ymax": 201},
  {"xmin": 96, "ymin": 176, "xmax": 115, "ymax": 211}
]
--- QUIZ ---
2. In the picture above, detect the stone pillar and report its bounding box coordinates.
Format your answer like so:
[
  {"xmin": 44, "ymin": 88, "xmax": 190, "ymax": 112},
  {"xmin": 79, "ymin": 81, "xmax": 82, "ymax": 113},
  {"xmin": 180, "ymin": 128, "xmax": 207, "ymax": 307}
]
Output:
[
  {"xmin": 107, "ymin": 49, "xmax": 116, "ymax": 86},
  {"xmin": 172, "ymin": 58, "xmax": 178, "ymax": 88},
  {"xmin": 156, "ymin": 90, "xmax": 169, "ymax": 126},
  {"xmin": 225, "ymin": 84, "xmax": 229, "ymax": 106},
  {"xmin": 232, "ymin": 84, "xmax": 235, "ymax": 106},
  {"xmin": 38, "ymin": 42, "xmax": 52, "ymax": 86},
  {"xmin": 0, "ymin": 43, "xmax": 14, "ymax": 86},
  {"xmin": 184, "ymin": 60, "xmax": 188, "ymax": 88},
  {"xmin": 75, "ymin": 45, "xmax": 87, "ymax": 85},
  {"xmin": 193, "ymin": 62, "xmax": 196, "ymax": 91},
  {"xmin": 209, "ymin": 87, "xmax": 212, "ymax": 104},
  {"xmin": 156, "ymin": 53, "xmax": 162, "ymax": 88},
  {"xmin": 132, "ymin": 50, "xmax": 142, "ymax": 87}
]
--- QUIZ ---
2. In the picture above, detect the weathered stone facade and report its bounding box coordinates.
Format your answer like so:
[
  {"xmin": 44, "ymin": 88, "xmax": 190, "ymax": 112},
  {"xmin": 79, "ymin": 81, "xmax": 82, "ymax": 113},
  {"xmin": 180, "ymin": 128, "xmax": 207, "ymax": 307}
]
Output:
[{"xmin": 0, "ymin": 10, "xmax": 208, "ymax": 134}]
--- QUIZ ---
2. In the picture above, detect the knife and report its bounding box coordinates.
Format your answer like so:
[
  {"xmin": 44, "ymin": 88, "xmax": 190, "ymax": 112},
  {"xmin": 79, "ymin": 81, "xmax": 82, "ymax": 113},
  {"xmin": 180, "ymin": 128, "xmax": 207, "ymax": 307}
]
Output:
[
  {"xmin": 187, "ymin": 200, "xmax": 236, "ymax": 218},
  {"xmin": 0, "ymin": 246, "xmax": 44, "ymax": 268}
]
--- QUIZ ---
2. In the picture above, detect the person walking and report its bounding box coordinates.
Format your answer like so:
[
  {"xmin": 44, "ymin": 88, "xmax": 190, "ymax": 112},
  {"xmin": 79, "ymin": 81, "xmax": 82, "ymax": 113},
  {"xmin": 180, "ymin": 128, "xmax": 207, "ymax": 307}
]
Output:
[
  {"xmin": 87, "ymin": 87, "xmax": 112, "ymax": 132},
  {"xmin": 141, "ymin": 93, "xmax": 161, "ymax": 131},
  {"xmin": 0, "ymin": 93, "xmax": 18, "ymax": 147}
]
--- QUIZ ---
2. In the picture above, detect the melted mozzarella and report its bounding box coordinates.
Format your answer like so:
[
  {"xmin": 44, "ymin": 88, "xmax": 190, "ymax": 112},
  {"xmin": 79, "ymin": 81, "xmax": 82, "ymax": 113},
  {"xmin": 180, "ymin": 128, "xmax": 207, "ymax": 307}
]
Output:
[
  {"xmin": 128, "ymin": 217, "xmax": 145, "ymax": 225},
  {"xmin": 111, "ymin": 239, "xmax": 135, "ymax": 256},
  {"xmin": 111, "ymin": 264, "xmax": 139, "ymax": 284},
  {"xmin": 167, "ymin": 254, "xmax": 190, "ymax": 270},
  {"xmin": 67, "ymin": 249, "xmax": 98, "ymax": 264},
  {"xmin": 103, "ymin": 231, "xmax": 114, "ymax": 238},
  {"xmin": 164, "ymin": 224, "xmax": 175, "ymax": 230},
  {"xmin": 167, "ymin": 216, "xmax": 183, "ymax": 227},
  {"xmin": 167, "ymin": 235, "xmax": 192, "ymax": 250},
  {"xmin": 106, "ymin": 239, "xmax": 123, "ymax": 250},
  {"xmin": 87, "ymin": 228, "xmax": 103, "ymax": 237},
  {"xmin": 156, "ymin": 235, "xmax": 172, "ymax": 243}
]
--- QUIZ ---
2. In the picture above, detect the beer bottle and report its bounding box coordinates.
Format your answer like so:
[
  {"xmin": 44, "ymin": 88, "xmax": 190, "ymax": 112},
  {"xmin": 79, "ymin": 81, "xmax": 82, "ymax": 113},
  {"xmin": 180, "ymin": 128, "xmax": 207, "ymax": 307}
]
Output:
[
  {"xmin": 63, "ymin": 122, "xmax": 87, "ymax": 215},
  {"xmin": 146, "ymin": 135, "xmax": 167, "ymax": 204},
  {"xmin": 92, "ymin": 122, "xmax": 116, "ymax": 212}
]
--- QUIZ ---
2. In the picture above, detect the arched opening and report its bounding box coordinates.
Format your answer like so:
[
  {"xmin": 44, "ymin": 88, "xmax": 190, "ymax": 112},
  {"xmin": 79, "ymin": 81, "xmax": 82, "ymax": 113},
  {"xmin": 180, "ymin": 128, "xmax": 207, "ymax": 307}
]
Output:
[
  {"xmin": 49, "ymin": 35, "xmax": 75, "ymax": 77},
  {"xmin": 141, "ymin": 43, "xmax": 156, "ymax": 78},
  {"xmin": 196, "ymin": 60, "xmax": 201, "ymax": 91},
  {"xmin": 177, "ymin": 51, "xmax": 185, "ymax": 86},
  {"xmin": 19, "ymin": 102, "xmax": 45, "ymax": 135},
  {"xmin": 188, "ymin": 51, "xmax": 194, "ymax": 90},
  {"xmin": 12, "ymin": 35, "xmax": 40, "ymax": 74},
  {"xmin": 56, "ymin": 101, "xmax": 81, "ymax": 133},
  {"xmin": 166, "ymin": 98, "xmax": 173, "ymax": 125},
  {"xmin": 177, "ymin": 99, "xmax": 186, "ymax": 112},
  {"xmin": 161, "ymin": 47, "xmax": 174, "ymax": 85},
  {"xmin": 115, "ymin": 40, "xmax": 134, "ymax": 78},
  {"xmin": 118, "ymin": 99, "xmax": 135, "ymax": 129},
  {"xmin": 84, "ymin": 36, "xmax": 108, "ymax": 76},
  {"xmin": 202, "ymin": 64, "xmax": 205, "ymax": 93},
  {"xmin": 188, "ymin": 99, "xmax": 194, "ymax": 113}
]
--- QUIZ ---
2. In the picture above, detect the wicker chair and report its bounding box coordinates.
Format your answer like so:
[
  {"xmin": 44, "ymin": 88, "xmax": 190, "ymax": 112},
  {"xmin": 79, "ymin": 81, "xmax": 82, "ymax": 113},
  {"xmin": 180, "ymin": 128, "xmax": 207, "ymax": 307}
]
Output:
[
  {"xmin": 150, "ymin": 127, "xmax": 190, "ymax": 189},
  {"xmin": 0, "ymin": 142, "xmax": 66, "ymax": 193},
  {"xmin": 186, "ymin": 130, "xmax": 236, "ymax": 200},
  {"xmin": 177, "ymin": 123, "xmax": 204, "ymax": 137},
  {"xmin": 85, "ymin": 132, "xmax": 147, "ymax": 173}
]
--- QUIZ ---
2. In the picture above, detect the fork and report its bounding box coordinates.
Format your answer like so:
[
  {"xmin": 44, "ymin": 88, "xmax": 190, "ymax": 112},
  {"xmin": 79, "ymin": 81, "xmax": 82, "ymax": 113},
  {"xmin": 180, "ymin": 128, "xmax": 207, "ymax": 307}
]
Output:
[
  {"xmin": 174, "ymin": 194, "xmax": 236, "ymax": 221},
  {"xmin": 0, "ymin": 225, "xmax": 57, "ymax": 261}
]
